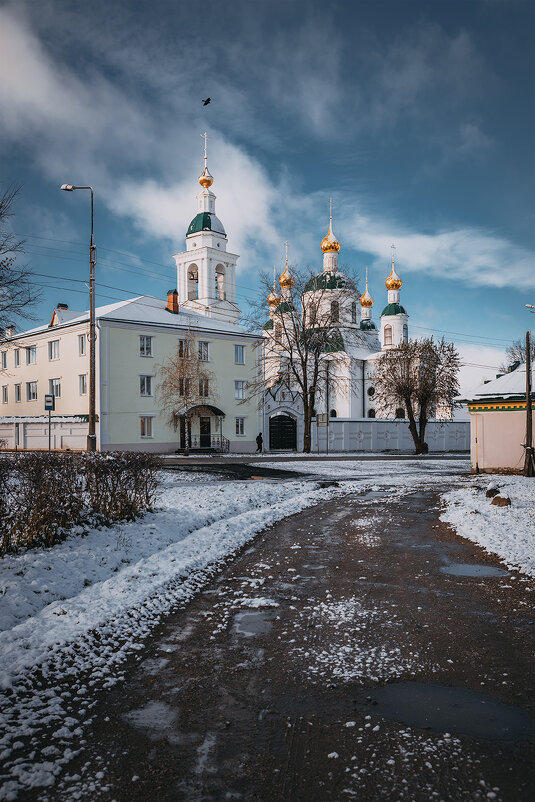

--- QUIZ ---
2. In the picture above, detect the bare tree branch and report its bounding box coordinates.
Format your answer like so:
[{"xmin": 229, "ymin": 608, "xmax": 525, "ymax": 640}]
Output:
[{"xmin": 0, "ymin": 185, "xmax": 40, "ymax": 331}]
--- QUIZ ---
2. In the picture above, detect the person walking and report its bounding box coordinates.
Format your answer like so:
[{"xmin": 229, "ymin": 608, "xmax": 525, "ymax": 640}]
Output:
[{"xmin": 255, "ymin": 432, "xmax": 263, "ymax": 453}]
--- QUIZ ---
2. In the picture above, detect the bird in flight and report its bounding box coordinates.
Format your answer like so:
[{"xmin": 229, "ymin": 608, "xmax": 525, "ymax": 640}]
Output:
[{"xmin": 202, "ymin": 97, "xmax": 211, "ymax": 106}]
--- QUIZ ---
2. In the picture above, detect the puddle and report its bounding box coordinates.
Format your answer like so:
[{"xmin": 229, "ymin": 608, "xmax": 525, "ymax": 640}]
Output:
[
  {"xmin": 371, "ymin": 682, "xmax": 535, "ymax": 740},
  {"xmin": 123, "ymin": 700, "xmax": 178, "ymax": 739},
  {"xmin": 440, "ymin": 562, "xmax": 509, "ymax": 578},
  {"xmin": 233, "ymin": 610, "xmax": 273, "ymax": 638}
]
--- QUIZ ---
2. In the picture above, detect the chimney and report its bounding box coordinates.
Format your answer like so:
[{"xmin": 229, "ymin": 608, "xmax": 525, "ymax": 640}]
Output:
[
  {"xmin": 166, "ymin": 289, "xmax": 179, "ymax": 314},
  {"xmin": 57, "ymin": 303, "xmax": 69, "ymax": 310},
  {"xmin": 5, "ymin": 325, "xmax": 15, "ymax": 338}
]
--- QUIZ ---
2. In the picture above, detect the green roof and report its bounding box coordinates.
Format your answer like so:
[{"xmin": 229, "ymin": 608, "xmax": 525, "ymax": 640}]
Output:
[
  {"xmin": 263, "ymin": 319, "xmax": 274, "ymax": 330},
  {"xmin": 304, "ymin": 271, "xmax": 356, "ymax": 292},
  {"xmin": 381, "ymin": 302, "xmax": 407, "ymax": 317},
  {"xmin": 186, "ymin": 212, "xmax": 225, "ymax": 236},
  {"xmin": 360, "ymin": 319, "xmax": 376, "ymax": 331},
  {"xmin": 275, "ymin": 301, "xmax": 296, "ymax": 313},
  {"xmin": 322, "ymin": 330, "xmax": 345, "ymax": 353}
]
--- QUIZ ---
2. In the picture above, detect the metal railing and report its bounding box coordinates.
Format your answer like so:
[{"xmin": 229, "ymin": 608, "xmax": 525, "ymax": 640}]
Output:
[{"xmin": 189, "ymin": 434, "xmax": 230, "ymax": 453}]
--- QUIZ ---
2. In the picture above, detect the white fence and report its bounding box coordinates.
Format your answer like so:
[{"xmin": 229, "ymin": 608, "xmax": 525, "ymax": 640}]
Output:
[
  {"xmin": 0, "ymin": 417, "xmax": 88, "ymax": 451},
  {"xmin": 311, "ymin": 418, "xmax": 469, "ymax": 453}
]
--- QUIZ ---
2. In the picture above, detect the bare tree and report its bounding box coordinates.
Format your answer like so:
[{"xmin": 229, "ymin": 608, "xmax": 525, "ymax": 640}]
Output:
[
  {"xmin": 373, "ymin": 337, "xmax": 460, "ymax": 454},
  {"xmin": 245, "ymin": 265, "xmax": 362, "ymax": 452},
  {"xmin": 0, "ymin": 186, "xmax": 39, "ymax": 331},
  {"xmin": 501, "ymin": 335, "xmax": 535, "ymax": 371},
  {"xmin": 156, "ymin": 328, "xmax": 216, "ymax": 455}
]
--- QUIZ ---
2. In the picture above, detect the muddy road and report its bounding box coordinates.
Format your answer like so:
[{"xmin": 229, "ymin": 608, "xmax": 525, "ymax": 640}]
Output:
[{"xmin": 48, "ymin": 487, "xmax": 535, "ymax": 801}]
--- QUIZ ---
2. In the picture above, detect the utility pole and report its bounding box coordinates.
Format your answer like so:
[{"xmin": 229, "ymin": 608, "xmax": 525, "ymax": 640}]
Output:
[{"xmin": 524, "ymin": 329, "xmax": 534, "ymax": 476}]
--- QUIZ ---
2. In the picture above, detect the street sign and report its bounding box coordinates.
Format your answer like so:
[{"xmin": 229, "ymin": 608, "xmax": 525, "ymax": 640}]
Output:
[{"xmin": 44, "ymin": 394, "xmax": 55, "ymax": 411}]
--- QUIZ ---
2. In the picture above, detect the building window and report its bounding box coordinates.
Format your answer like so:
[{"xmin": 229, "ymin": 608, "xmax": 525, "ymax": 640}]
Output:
[
  {"xmin": 78, "ymin": 334, "xmax": 86, "ymax": 356},
  {"xmin": 140, "ymin": 416, "xmax": 153, "ymax": 438},
  {"xmin": 140, "ymin": 375, "xmax": 153, "ymax": 396},
  {"xmin": 79, "ymin": 374, "xmax": 87, "ymax": 396},
  {"xmin": 48, "ymin": 340, "xmax": 60, "ymax": 360},
  {"xmin": 26, "ymin": 381, "xmax": 37, "ymax": 401},
  {"xmin": 199, "ymin": 378, "xmax": 209, "ymax": 398},
  {"xmin": 395, "ymin": 407, "xmax": 405, "ymax": 419},
  {"xmin": 179, "ymin": 377, "xmax": 190, "ymax": 396},
  {"xmin": 234, "ymin": 344, "xmax": 245, "ymax": 364},
  {"xmin": 26, "ymin": 345, "xmax": 36, "ymax": 365},
  {"xmin": 275, "ymin": 323, "xmax": 282, "ymax": 341},
  {"xmin": 351, "ymin": 302, "xmax": 357, "ymax": 323},
  {"xmin": 331, "ymin": 300, "xmax": 339, "ymax": 324},
  {"xmin": 1, "ymin": 386, "xmax": 7, "ymax": 404},
  {"xmin": 368, "ymin": 408, "xmax": 376, "ymax": 418},
  {"xmin": 235, "ymin": 417, "xmax": 245, "ymax": 436},
  {"xmin": 403, "ymin": 324, "xmax": 408, "ymax": 344},
  {"xmin": 139, "ymin": 335, "xmax": 153, "ymax": 357},
  {"xmin": 234, "ymin": 380, "xmax": 245, "ymax": 400},
  {"xmin": 1, "ymin": 351, "xmax": 6, "ymax": 370},
  {"xmin": 384, "ymin": 325, "xmax": 392, "ymax": 346},
  {"xmin": 178, "ymin": 338, "xmax": 187, "ymax": 358},
  {"xmin": 49, "ymin": 378, "xmax": 61, "ymax": 398},
  {"xmin": 198, "ymin": 341, "xmax": 209, "ymax": 361},
  {"xmin": 15, "ymin": 384, "xmax": 21, "ymax": 402},
  {"xmin": 367, "ymin": 386, "xmax": 375, "ymax": 397},
  {"xmin": 14, "ymin": 349, "xmax": 20, "ymax": 367},
  {"xmin": 330, "ymin": 409, "xmax": 337, "ymax": 418}
]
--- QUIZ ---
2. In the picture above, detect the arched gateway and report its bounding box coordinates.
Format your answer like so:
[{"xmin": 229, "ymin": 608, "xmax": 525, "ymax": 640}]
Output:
[{"xmin": 269, "ymin": 415, "xmax": 297, "ymax": 450}]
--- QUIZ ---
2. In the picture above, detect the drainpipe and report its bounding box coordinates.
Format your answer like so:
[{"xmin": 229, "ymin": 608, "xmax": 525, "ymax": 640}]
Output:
[{"xmin": 361, "ymin": 359, "xmax": 365, "ymax": 418}]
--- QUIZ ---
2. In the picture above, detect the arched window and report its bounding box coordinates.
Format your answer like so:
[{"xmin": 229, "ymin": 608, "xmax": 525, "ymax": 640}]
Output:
[
  {"xmin": 351, "ymin": 302, "xmax": 357, "ymax": 323},
  {"xmin": 331, "ymin": 300, "xmax": 339, "ymax": 324},
  {"xmin": 215, "ymin": 264, "xmax": 226, "ymax": 300},
  {"xmin": 395, "ymin": 407, "xmax": 405, "ymax": 419},
  {"xmin": 368, "ymin": 408, "xmax": 376, "ymax": 418},
  {"xmin": 275, "ymin": 323, "xmax": 282, "ymax": 341},
  {"xmin": 367, "ymin": 386, "xmax": 375, "ymax": 397},
  {"xmin": 403, "ymin": 323, "xmax": 408, "ymax": 344},
  {"xmin": 384, "ymin": 324, "xmax": 392, "ymax": 346},
  {"xmin": 188, "ymin": 265, "xmax": 199, "ymax": 300},
  {"xmin": 330, "ymin": 409, "xmax": 337, "ymax": 418}
]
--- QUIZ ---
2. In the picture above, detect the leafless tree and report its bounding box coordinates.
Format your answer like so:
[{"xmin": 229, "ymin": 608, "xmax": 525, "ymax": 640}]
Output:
[
  {"xmin": 156, "ymin": 328, "xmax": 216, "ymax": 455},
  {"xmin": 245, "ymin": 265, "xmax": 362, "ymax": 452},
  {"xmin": 373, "ymin": 337, "xmax": 460, "ymax": 454},
  {"xmin": 501, "ymin": 335, "xmax": 535, "ymax": 371},
  {"xmin": 0, "ymin": 186, "xmax": 40, "ymax": 331}
]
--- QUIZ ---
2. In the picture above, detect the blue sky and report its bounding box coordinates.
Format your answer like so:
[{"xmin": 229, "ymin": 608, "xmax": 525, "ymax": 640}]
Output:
[{"xmin": 0, "ymin": 0, "xmax": 534, "ymax": 391}]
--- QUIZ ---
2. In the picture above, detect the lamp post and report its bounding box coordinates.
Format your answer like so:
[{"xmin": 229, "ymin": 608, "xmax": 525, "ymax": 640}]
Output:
[{"xmin": 60, "ymin": 184, "xmax": 96, "ymax": 451}]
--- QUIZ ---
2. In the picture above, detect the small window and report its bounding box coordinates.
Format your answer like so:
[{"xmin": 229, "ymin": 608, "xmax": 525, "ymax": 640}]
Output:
[
  {"xmin": 275, "ymin": 323, "xmax": 282, "ymax": 341},
  {"xmin": 331, "ymin": 300, "xmax": 339, "ymax": 324},
  {"xmin": 140, "ymin": 375, "xmax": 153, "ymax": 396},
  {"xmin": 48, "ymin": 340, "xmax": 60, "ymax": 360},
  {"xmin": 367, "ymin": 408, "xmax": 376, "ymax": 418},
  {"xmin": 234, "ymin": 380, "xmax": 245, "ymax": 400},
  {"xmin": 26, "ymin": 346, "xmax": 36, "ymax": 365},
  {"xmin": 403, "ymin": 324, "xmax": 408, "ymax": 344},
  {"xmin": 1, "ymin": 386, "xmax": 7, "ymax": 404},
  {"xmin": 384, "ymin": 325, "xmax": 392, "ymax": 346},
  {"xmin": 140, "ymin": 416, "xmax": 153, "ymax": 438},
  {"xmin": 199, "ymin": 378, "xmax": 209, "ymax": 398},
  {"xmin": 15, "ymin": 384, "xmax": 21, "ymax": 403},
  {"xmin": 49, "ymin": 378, "xmax": 61, "ymax": 398},
  {"xmin": 139, "ymin": 335, "xmax": 153, "ymax": 357},
  {"xmin": 395, "ymin": 407, "xmax": 405, "ymax": 419},
  {"xmin": 178, "ymin": 338, "xmax": 186, "ymax": 358},
  {"xmin": 351, "ymin": 302, "xmax": 357, "ymax": 323},
  {"xmin": 1, "ymin": 351, "xmax": 7, "ymax": 370},
  {"xmin": 179, "ymin": 377, "xmax": 191, "ymax": 396},
  {"xmin": 26, "ymin": 381, "xmax": 37, "ymax": 401},
  {"xmin": 330, "ymin": 409, "xmax": 337, "ymax": 418},
  {"xmin": 14, "ymin": 349, "xmax": 20, "ymax": 367},
  {"xmin": 236, "ymin": 417, "xmax": 245, "ymax": 436},
  {"xmin": 198, "ymin": 341, "xmax": 209, "ymax": 361},
  {"xmin": 78, "ymin": 334, "xmax": 86, "ymax": 356},
  {"xmin": 234, "ymin": 344, "xmax": 245, "ymax": 364},
  {"xmin": 367, "ymin": 386, "xmax": 375, "ymax": 397},
  {"xmin": 79, "ymin": 374, "xmax": 87, "ymax": 396}
]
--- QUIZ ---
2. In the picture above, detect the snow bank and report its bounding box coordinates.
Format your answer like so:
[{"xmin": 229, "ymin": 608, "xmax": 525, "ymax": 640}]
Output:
[{"xmin": 441, "ymin": 476, "xmax": 535, "ymax": 577}]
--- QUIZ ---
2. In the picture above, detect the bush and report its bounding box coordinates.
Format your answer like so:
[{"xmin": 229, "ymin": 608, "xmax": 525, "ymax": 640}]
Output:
[{"xmin": 0, "ymin": 452, "xmax": 161, "ymax": 556}]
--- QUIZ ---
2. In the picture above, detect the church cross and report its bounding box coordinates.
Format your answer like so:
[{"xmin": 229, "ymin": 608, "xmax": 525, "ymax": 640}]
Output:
[{"xmin": 201, "ymin": 131, "xmax": 210, "ymax": 165}]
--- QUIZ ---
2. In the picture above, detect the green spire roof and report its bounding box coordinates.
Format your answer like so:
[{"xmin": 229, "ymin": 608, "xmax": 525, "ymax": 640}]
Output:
[
  {"xmin": 186, "ymin": 212, "xmax": 225, "ymax": 236},
  {"xmin": 304, "ymin": 271, "xmax": 355, "ymax": 292},
  {"xmin": 381, "ymin": 302, "xmax": 407, "ymax": 317},
  {"xmin": 360, "ymin": 319, "xmax": 376, "ymax": 331}
]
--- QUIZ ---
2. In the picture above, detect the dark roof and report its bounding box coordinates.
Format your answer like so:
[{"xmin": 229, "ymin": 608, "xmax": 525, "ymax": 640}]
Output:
[
  {"xmin": 186, "ymin": 212, "xmax": 225, "ymax": 236},
  {"xmin": 263, "ymin": 319, "xmax": 274, "ymax": 330},
  {"xmin": 304, "ymin": 271, "xmax": 356, "ymax": 292},
  {"xmin": 275, "ymin": 301, "xmax": 296, "ymax": 314},
  {"xmin": 381, "ymin": 302, "xmax": 407, "ymax": 317},
  {"xmin": 360, "ymin": 319, "xmax": 377, "ymax": 331}
]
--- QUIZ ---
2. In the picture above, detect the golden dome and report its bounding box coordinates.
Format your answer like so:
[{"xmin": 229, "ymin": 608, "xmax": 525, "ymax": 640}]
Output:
[
  {"xmin": 198, "ymin": 166, "xmax": 214, "ymax": 189},
  {"xmin": 385, "ymin": 265, "xmax": 402, "ymax": 290},
  {"xmin": 267, "ymin": 288, "xmax": 281, "ymax": 307},
  {"xmin": 279, "ymin": 262, "xmax": 295, "ymax": 289},
  {"xmin": 321, "ymin": 214, "xmax": 341, "ymax": 253},
  {"xmin": 360, "ymin": 285, "xmax": 373, "ymax": 307}
]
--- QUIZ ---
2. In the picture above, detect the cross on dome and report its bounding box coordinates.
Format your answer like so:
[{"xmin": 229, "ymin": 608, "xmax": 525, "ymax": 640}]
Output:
[
  {"xmin": 386, "ymin": 242, "xmax": 402, "ymax": 290},
  {"xmin": 321, "ymin": 198, "xmax": 341, "ymax": 253},
  {"xmin": 198, "ymin": 131, "xmax": 214, "ymax": 188}
]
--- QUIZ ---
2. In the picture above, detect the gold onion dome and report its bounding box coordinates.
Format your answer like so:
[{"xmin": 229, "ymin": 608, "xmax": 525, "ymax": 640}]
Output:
[
  {"xmin": 321, "ymin": 215, "xmax": 341, "ymax": 253},
  {"xmin": 198, "ymin": 166, "xmax": 214, "ymax": 189},
  {"xmin": 279, "ymin": 262, "xmax": 295, "ymax": 289},
  {"xmin": 267, "ymin": 287, "xmax": 280, "ymax": 307},
  {"xmin": 360, "ymin": 284, "xmax": 373, "ymax": 307},
  {"xmin": 385, "ymin": 265, "xmax": 402, "ymax": 290}
]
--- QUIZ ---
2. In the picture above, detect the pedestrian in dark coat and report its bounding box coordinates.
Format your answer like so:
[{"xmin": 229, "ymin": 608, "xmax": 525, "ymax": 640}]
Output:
[{"xmin": 256, "ymin": 433, "xmax": 263, "ymax": 453}]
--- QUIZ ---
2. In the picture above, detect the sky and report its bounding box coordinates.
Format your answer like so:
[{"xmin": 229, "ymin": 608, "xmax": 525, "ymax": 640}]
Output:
[{"xmin": 0, "ymin": 0, "xmax": 534, "ymax": 394}]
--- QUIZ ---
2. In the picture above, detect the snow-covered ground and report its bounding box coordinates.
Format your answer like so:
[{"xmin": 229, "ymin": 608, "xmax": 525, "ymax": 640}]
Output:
[
  {"xmin": 254, "ymin": 457, "xmax": 467, "ymax": 481},
  {"xmin": 441, "ymin": 475, "xmax": 535, "ymax": 577}
]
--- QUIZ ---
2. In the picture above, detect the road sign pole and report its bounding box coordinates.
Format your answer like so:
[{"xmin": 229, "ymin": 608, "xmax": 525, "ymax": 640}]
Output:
[{"xmin": 48, "ymin": 409, "xmax": 51, "ymax": 454}]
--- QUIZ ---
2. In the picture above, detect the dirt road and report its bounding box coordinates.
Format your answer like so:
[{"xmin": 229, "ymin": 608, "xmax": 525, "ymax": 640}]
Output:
[{"xmin": 50, "ymin": 486, "xmax": 535, "ymax": 801}]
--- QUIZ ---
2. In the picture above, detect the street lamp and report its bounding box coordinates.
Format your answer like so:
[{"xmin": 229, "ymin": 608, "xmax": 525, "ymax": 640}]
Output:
[{"xmin": 60, "ymin": 184, "xmax": 96, "ymax": 451}]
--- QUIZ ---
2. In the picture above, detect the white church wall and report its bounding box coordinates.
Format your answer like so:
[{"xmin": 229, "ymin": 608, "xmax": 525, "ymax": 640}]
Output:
[{"xmin": 310, "ymin": 418, "xmax": 469, "ymax": 453}]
